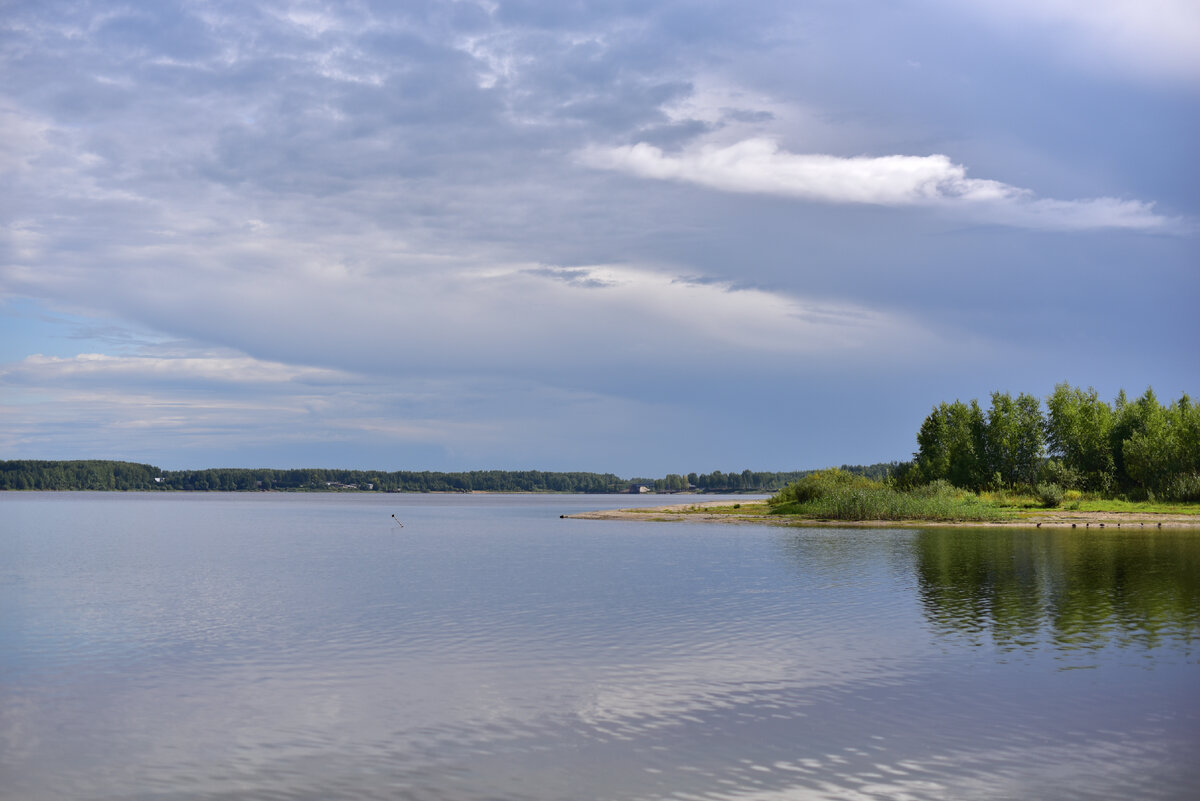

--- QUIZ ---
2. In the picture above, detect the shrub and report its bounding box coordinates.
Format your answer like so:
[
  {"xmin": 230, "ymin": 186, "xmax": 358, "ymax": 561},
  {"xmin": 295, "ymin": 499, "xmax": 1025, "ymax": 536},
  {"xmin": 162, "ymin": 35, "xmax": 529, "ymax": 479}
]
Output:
[
  {"xmin": 769, "ymin": 468, "xmax": 879, "ymax": 506},
  {"xmin": 1064, "ymin": 489, "xmax": 1083, "ymax": 502},
  {"xmin": 1162, "ymin": 473, "xmax": 1200, "ymax": 502},
  {"xmin": 886, "ymin": 460, "xmax": 923, "ymax": 491},
  {"xmin": 1038, "ymin": 459, "xmax": 1082, "ymax": 491},
  {"xmin": 769, "ymin": 480, "xmax": 1009, "ymax": 522},
  {"xmin": 1036, "ymin": 483, "xmax": 1064, "ymax": 508},
  {"xmin": 911, "ymin": 478, "xmax": 958, "ymax": 499}
]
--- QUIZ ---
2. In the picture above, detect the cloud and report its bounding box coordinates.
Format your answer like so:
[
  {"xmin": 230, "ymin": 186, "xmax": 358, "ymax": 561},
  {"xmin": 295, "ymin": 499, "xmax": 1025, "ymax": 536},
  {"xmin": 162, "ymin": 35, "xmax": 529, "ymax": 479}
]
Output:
[
  {"xmin": 3, "ymin": 237, "xmax": 941, "ymax": 377},
  {"xmin": 1, "ymin": 0, "xmax": 1194, "ymax": 471},
  {"xmin": 505, "ymin": 264, "xmax": 930, "ymax": 357},
  {"xmin": 583, "ymin": 138, "xmax": 1174, "ymax": 231},
  {"xmin": 0, "ymin": 346, "xmax": 506, "ymax": 462},
  {"xmin": 1, "ymin": 353, "xmax": 352, "ymax": 387}
]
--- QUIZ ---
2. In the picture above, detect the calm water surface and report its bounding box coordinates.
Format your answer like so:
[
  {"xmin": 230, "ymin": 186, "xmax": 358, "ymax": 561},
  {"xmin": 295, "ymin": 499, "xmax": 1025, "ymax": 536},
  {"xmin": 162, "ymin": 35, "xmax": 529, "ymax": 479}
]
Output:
[{"xmin": 1, "ymin": 493, "xmax": 1197, "ymax": 800}]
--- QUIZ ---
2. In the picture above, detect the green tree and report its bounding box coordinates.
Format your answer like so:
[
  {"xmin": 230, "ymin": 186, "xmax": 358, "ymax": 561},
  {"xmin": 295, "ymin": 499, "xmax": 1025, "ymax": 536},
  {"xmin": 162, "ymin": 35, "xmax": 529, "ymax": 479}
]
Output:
[
  {"xmin": 915, "ymin": 400, "xmax": 986, "ymax": 490},
  {"xmin": 1123, "ymin": 393, "xmax": 1200, "ymax": 498},
  {"xmin": 1110, "ymin": 388, "xmax": 1161, "ymax": 490},
  {"xmin": 978, "ymin": 392, "xmax": 1044, "ymax": 489},
  {"xmin": 1044, "ymin": 383, "xmax": 1115, "ymax": 492}
]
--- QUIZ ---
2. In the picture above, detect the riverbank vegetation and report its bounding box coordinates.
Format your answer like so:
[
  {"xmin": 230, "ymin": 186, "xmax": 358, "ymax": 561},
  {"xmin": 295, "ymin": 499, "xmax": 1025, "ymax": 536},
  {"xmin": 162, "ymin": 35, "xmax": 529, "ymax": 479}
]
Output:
[
  {"xmin": 0, "ymin": 462, "xmax": 633, "ymax": 492},
  {"xmin": 901, "ymin": 384, "xmax": 1199, "ymax": 502},
  {"xmin": 762, "ymin": 383, "xmax": 1198, "ymax": 523},
  {"xmin": 0, "ymin": 461, "xmax": 883, "ymax": 494},
  {"xmin": 768, "ymin": 470, "xmax": 1012, "ymax": 522}
]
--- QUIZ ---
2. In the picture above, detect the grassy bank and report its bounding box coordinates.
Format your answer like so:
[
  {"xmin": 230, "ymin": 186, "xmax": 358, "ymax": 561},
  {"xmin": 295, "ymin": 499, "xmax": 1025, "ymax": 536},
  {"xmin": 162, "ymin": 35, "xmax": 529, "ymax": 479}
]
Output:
[
  {"xmin": 767, "ymin": 470, "xmax": 1014, "ymax": 523},
  {"xmin": 977, "ymin": 490, "xmax": 1200, "ymax": 516},
  {"xmin": 568, "ymin": 468, "xmax": 1200, "ymax": 527}
]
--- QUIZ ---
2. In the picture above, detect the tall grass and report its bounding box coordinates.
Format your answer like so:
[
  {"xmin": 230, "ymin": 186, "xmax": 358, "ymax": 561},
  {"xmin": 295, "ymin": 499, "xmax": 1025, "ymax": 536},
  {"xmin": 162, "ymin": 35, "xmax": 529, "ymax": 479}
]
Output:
[{"xmin": 769, "ymin": 469, "xmax": 1011, "ymax": 522}]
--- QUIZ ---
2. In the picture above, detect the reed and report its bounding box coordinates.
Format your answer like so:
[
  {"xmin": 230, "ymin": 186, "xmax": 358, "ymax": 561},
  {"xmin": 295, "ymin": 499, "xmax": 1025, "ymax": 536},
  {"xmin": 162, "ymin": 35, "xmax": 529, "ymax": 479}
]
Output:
[{"xmin": 769, "ymin": 469, "xmax": 1011, "ymax": 522}]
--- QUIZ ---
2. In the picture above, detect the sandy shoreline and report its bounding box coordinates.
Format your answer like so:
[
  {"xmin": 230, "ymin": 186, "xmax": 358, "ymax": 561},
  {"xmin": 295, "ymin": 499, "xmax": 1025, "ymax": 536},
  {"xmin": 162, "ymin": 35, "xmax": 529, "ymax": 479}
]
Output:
[{"xmin": 565, "ymin": 500, "xmax": 1200, "ymax": 529}]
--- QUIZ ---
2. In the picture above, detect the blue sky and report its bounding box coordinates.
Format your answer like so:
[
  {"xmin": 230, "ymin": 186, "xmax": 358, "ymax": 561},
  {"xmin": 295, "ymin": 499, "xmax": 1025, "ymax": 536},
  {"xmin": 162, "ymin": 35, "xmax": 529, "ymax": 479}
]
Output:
[{"xmin": 1, "ymin": 0, "xmax": 1197, "ymax": 474}]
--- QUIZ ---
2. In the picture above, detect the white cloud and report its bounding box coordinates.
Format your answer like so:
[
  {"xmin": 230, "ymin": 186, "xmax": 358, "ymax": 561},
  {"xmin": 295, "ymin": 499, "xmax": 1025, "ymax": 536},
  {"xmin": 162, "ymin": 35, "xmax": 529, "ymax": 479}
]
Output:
[{"xmin": 583, "ymin": 138, "xmax": 1173, "ymax": 231}]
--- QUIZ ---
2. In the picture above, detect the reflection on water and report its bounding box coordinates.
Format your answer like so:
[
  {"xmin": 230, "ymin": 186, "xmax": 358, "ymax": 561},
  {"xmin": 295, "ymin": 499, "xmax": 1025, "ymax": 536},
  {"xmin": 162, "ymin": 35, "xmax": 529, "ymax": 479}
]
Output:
[
  {"xmin": 913, "ymin": 528, "xmax": 1200, "ymax": 654},
  {"xmin": 1, "ymin": 495, "xmax": 1198, "ymax": 801}
]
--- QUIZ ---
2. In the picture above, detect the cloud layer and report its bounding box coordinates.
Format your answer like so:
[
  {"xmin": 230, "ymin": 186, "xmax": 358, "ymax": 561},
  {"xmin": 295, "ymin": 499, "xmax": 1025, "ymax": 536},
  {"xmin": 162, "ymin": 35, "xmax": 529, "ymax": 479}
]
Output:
[{"xmin": 0, "ymin": 0, "xmax": 1195, "ymax": 472}]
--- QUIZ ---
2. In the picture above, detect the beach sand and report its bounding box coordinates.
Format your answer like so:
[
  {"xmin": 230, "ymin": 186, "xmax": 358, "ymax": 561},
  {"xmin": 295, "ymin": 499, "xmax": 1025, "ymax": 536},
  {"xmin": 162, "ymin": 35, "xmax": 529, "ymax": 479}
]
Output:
[{"xmin": 565, "ymin": 500, "xmax": 1200, "ymax": 529}]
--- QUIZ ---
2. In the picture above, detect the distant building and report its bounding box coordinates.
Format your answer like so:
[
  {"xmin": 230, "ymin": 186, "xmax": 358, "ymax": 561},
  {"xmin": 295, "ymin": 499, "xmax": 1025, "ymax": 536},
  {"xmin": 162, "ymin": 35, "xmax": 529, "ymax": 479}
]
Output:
[{"xmin": 628, "ymin": 483, "xmax": 652, "ymax": 494}]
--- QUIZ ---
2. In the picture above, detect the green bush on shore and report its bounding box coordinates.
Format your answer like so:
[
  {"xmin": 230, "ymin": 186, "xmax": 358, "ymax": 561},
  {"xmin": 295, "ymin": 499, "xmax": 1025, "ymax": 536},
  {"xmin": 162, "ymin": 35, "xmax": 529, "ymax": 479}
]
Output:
[
  {"xmin": 1036, "ymin": 483, "xmax": 1065, "ymax": 508},
  {"xmin": 769, "ymin": 469, "xmax": 1010, "ymax": 522}
]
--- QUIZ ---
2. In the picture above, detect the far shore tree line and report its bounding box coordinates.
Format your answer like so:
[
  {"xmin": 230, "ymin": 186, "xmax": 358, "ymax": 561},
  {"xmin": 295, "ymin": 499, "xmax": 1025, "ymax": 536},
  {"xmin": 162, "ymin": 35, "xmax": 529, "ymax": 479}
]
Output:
[
  {"xmin": 7, "ymin": 383, "xmax": 1192, "ymax": 501},
  {"xmin": 898, "ymin": 383, "xmax": 1200, "ymax": 502},
  {"xmin": 0, "ymin": 462, "xmax": 893, "ymax": 494}
]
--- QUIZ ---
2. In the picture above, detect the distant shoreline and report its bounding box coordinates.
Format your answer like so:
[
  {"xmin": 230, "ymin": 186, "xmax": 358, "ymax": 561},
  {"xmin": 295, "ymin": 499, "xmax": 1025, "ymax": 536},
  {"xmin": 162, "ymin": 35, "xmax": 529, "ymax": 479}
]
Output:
[
  {"xmin": 0, "ymin": 487, "xmax": 763, "ymax": 496},
  {"xmin": 565, "ymin": 501, "xmax": 1200, "ymax": 529}
]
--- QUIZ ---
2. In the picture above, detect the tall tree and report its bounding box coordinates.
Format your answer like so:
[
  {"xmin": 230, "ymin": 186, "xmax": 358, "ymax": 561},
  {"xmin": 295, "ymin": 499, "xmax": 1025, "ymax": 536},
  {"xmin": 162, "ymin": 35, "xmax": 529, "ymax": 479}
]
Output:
[
  {"xmin": 983, "ymin": 392, "xmax": 1044, "ymax": 489},
  {"xmin": 916, "ymin": 400, "xmax": 986, "ymax": 489},
  {"xmin": 1044, "ymin": 383, "xmax": 1115, "ymax": 492}
]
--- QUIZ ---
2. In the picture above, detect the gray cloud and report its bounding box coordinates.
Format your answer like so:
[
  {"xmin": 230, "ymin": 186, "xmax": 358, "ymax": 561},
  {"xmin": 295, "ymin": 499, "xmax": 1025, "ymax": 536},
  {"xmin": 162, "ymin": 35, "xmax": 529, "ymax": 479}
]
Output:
[{"xmin": 1, "ymin": 0, "xmax": 1195, "ymax": 471}]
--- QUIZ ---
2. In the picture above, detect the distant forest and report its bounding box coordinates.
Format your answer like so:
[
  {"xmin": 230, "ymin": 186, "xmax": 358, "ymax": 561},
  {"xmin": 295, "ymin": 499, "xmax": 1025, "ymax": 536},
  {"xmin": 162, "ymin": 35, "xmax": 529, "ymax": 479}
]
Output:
[{"xmin": 0, "ymin": 461, "xmax": 898, "ymax": 493}]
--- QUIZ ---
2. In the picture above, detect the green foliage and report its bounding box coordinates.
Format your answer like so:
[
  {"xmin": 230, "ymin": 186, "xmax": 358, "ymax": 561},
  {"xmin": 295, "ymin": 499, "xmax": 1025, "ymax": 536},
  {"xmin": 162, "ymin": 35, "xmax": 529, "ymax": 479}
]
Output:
[
  {"xmin": 910, "ymin": 479, "xmax": 961, "ymax": 499},
  {"xmin": 886, "ymin": 460, "xmax": 922, "ymax": 491},
  {"xmin": 1037, "ymin": 459, "xmax": 1083, "ymax": 492},
  {"xmin": 1045, "ymin": 383, "xmax": 1115, "ymax": 492},
  {"xmin": 685, "ymin": 464, "xmax": 901, "ymax": 493},
  {"xmin": 915, "ymin": 393, "xmax": 1047, "ymax": 492},
  {"xmin": 0, "ymin": 463, "xmax": 633, "ymax": 493},
  {"xmin": 1036, "ymin": 483, "xmax": 1065, "ymax": 508},
  {"xmin": 915, "ymin": 400, "xmax": 987, "ymax": 490},
  {"xmin": 769, "ymin": 470, "xmax": 1009, "ymax": 521},
  {"xmin": 913, "ymin": 383, "xmax": 1197, "ymax": 499},
  {"xmin": 768, "ymin": 468, "xmax": 877, "ymax": 506},
  {"xmin": 1161, "ymin": 474, "xmax": 1200, "ymax": 503},
  {"xmin": 0, "ymin": 460, "xmax": 164, "ymax": 491},
  {"xmin": 985, "ymin": 391, "xmax": 1045, "ymax": 488}
]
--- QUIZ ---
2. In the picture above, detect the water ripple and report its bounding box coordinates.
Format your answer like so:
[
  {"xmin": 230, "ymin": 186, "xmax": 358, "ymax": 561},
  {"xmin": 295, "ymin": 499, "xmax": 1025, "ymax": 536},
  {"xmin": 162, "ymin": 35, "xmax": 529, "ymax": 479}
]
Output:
[{"xmin": 1, "ymin": 496, "xmax": 1196, "ymax": 800}]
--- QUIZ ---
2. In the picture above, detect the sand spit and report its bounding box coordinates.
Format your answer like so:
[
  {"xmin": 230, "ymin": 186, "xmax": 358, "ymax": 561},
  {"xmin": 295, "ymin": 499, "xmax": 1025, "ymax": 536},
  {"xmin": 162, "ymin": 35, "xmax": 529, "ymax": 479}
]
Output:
[{"xmin": 565, "ymin": 501, "xmax": 1200, "ymax": 529}]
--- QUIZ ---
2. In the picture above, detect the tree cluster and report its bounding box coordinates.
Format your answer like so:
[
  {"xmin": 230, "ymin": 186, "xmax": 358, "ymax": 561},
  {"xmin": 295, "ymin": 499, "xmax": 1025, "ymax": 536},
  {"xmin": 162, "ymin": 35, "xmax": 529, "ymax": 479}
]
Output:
[
  {"xmin": 0, "ymin": 460, "xmax": 164, "ymax": 491},
  {"xmin": 0, "ymin": 463, "xmax": 630, "ymax": 493},
  {"xmin": 1, "ymin": 462, "xmax": 904, "ymax": 495},
  {"xmin": 653, "ymin": 465, "xmax": 897, "ymax": 493},
  {"xmin": 907, "ymin": 384, "xmax": 1200, "ymax": 500}
]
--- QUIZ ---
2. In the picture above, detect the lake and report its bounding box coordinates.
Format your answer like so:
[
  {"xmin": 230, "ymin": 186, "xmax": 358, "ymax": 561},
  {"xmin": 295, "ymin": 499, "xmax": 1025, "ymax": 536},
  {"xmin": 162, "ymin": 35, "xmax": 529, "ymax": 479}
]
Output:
[{"xmin": 1, "ymin": 492, "xmax": 1197, "ymax": 800}]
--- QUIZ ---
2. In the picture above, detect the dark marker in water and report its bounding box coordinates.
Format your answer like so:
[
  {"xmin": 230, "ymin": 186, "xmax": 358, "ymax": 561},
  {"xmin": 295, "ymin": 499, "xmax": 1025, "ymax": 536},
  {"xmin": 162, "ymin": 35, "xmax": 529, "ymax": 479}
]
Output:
[{"xmin": 392, "ymin": 514, "xmax": 404, "ymax": 528}]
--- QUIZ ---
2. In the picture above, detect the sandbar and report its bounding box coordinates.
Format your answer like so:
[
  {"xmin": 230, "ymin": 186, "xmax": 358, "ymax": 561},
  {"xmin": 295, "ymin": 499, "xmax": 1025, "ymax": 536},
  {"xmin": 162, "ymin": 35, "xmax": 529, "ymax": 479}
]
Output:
[{"xmin": 565, "ymin": 500, "xmax": 1200, "ymax": 529}]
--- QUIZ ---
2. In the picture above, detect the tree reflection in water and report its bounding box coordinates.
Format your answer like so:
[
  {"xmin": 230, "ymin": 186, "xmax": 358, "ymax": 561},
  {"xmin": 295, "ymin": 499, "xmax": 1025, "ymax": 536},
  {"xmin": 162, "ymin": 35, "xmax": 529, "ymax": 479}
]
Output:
[{"xmin": 913, "ymin": 528, "xmax": 1200, "ymax": 653}]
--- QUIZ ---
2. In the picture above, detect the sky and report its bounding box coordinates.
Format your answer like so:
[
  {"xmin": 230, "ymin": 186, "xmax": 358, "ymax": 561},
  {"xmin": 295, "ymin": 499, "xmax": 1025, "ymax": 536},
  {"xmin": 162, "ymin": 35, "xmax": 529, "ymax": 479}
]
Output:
[{"xmin": 1, "ymin": 0, "xmax": 1197, "ymax": 475}]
